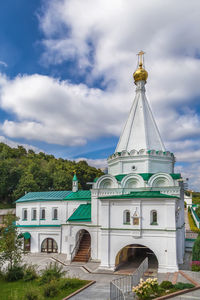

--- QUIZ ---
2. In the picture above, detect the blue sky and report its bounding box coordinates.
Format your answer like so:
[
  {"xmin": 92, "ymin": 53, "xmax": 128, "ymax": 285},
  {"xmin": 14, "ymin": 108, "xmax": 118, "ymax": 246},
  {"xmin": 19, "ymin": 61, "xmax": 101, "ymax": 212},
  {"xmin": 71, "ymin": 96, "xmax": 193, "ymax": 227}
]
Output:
[{"xmin": 0, "ymin": 0, "xmax": 200, "ymax": 190}]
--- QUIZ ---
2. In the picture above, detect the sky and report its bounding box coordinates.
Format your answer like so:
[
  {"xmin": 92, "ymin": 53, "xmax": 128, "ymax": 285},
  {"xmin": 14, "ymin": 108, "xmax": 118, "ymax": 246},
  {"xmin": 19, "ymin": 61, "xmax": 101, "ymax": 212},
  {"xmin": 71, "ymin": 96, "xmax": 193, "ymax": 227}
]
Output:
[{"xmin": 0, "ymin": 0, "xmax": 200, "ymax": 190}]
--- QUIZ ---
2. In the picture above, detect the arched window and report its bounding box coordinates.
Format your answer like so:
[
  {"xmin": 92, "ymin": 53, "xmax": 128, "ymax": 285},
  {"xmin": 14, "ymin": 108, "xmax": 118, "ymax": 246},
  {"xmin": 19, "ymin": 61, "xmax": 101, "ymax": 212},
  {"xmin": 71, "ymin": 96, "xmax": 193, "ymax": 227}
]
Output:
[
  {"xmin": 150, "ymin": 210, "xmax": 158, "ymax": 225},
  {"xmin": 53, "ymin": 208, "xmax": 58, "ymax": 220},
  {"xmin": 23, "ymin": 209, "xmax": 27, "ymax": 220},
  {"xmin": 41, "ymin": 208, "xmax": 46, "ymax": 220},
  {"xmin": 123, "ymin": 210, "xmax": 130, "ymax": 224}
]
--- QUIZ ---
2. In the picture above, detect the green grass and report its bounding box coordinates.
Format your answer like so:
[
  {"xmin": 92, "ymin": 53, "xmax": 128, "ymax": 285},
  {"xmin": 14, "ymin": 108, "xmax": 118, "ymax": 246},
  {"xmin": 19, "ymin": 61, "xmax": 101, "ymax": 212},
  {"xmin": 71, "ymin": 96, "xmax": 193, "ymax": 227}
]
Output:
[{"xmin": 0, "ymin": 278, "xmax": 90, "ymax": 300}]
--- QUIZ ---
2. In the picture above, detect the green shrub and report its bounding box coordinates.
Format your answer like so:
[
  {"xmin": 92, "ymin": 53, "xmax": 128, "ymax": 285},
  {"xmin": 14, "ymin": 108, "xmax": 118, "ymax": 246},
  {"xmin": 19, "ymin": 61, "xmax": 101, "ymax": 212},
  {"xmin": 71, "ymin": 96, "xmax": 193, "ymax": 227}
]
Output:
[
  {"xmin": 39, "ymin": 262, "xmax": 66, "ymax": 284},
  {"xmin": 23, "ymin": 264, "xmax": 38, "ymax": 282},
  {"xmin": 192, "ymin": 236, "xmax": 200, "ymax": 261},
  {"xmin": 24, "ymin": 288, "xmax": 41, "ymax": 300},
  {"xmin": 191, "ymin": 264, "xmax": 200, "ymax": 271},
  {"xmin": 5, "ymin": 264, "xmax": 24, "ymax": 281},
  {"xmin": 43, "ymin": 280, "xmax": 59, "ymax": 297},
  {"xmin": 60, "ymin": 277, "xmax": 85, "ymax": 289},
  {"xmin": 188, "ymin": 206, "xmax": 191, "ymax": 212},
  {"xmin": 188, "ymin": 211, "xmax": 200, "ymax": 233},
  {"xmin": 160, "ymin": 280, "xmax": 174, "ymax": 289},
  {"xmin": 174, "ymin": 282, "xmax": 194, "ymax": 290}
]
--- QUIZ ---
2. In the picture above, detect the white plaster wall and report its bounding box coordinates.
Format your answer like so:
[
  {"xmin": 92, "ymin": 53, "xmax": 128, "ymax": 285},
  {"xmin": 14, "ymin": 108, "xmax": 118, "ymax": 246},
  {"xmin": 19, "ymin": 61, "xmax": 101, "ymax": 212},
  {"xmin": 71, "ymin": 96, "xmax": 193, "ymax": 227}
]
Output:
[
  {"xmin": 16, "ymin": 201, "xmax": 89, "ymax": 227},
  {"xmin": 17, "ymin": 227, "xmax": 61, "ymax": 253},
  {"xmin": 99, "ymin": 198, "xmax": 176, "ymax": 230},
  {"xmin": 108, "ymin": 155, "xmax": 174, "ymax": 175},
  {"xmin": 100, "ymin": 229, "xmax": 178, "ymax": 273}
]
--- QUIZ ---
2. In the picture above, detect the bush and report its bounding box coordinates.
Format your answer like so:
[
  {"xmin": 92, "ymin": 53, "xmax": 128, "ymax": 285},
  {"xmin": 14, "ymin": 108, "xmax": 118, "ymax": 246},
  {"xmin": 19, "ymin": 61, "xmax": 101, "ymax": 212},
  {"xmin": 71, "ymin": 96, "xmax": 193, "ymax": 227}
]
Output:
[
  {"xmin": 174, "ymin": 282, "xmax": 194, "ymax": 290},
  {"xmin": 60, "ymin": 278, "xmax": 85, "ymax": 290},
  {"xmin": 191, "ymin": 261, "xmax": 200, "ymax": 271},
  {"xmin": 192, "ymin": 236, "xmax": 200, "ymax": 261},
  {"xmin": 43, "ymin": 280, "xmax": 59, "ymax": 297},
  {"xmin": 23, "ymin": 264, "xmax": 38, "ymax": 282},
  {"xmin": 132, "ymin": 278, "xmax": 159, "ymax": 299},
  {"xmin": 39, "ymin": 262, "xmax": 66, "ymax": 284},
  {"xmin": 160, "ymin": 280, "xmax": 174, "ymax": 289},
  {"xmin": 24, "ymin": 288, "xmax": 41, "ymax": 300},
  {"xmin": 5, "ymin": 264, "xmax": 24, "ymax": 281},
  {"xmin": 188, "ymin": 211, "xmax": 200, "ymax": 233}
]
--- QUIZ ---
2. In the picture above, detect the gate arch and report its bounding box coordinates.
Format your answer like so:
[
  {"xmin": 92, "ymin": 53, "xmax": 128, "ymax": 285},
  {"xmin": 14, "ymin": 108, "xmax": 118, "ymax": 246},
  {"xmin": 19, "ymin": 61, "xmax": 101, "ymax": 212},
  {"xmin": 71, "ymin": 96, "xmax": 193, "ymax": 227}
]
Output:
[{"xmin": 115, "ymin": 244, "xmax": 158, "ymax": 271}]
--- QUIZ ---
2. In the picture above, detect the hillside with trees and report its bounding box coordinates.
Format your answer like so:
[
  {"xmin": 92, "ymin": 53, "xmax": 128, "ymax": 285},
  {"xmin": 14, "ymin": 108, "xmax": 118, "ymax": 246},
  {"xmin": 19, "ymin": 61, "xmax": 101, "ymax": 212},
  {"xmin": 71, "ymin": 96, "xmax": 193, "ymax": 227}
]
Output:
[{"xmin": 0, "ymin": 143, "xmax": 103, "ymax": 207}]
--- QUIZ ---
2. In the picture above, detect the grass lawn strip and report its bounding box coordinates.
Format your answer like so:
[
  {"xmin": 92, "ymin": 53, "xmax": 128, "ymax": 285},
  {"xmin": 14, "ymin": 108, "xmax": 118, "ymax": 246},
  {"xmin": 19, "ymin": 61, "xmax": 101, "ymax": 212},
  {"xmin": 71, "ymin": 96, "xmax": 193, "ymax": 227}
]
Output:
[
  {"xmin": 154, "ymin": 285, "xmax": 200, "ymax": 300},
  {"xmin": 0, "ymin": 278, "xmax": 90, "ymax": 300}
]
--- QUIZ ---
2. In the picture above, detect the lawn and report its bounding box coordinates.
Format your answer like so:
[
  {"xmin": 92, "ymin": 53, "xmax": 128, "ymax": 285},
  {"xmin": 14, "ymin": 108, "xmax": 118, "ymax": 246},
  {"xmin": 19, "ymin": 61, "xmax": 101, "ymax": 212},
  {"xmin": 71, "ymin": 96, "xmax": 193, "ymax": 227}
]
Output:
[{"xmin": 0, "ymin": 278, "xmax": 90, "ymax": 300}]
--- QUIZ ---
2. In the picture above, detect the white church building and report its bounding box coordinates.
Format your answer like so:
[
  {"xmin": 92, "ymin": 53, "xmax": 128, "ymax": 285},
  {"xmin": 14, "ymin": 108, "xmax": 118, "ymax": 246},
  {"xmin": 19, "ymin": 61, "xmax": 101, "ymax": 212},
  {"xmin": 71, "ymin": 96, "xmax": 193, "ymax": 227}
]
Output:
[{"xmin": 16, "ymin": 52, "xmax": 185, "ymax": 273}]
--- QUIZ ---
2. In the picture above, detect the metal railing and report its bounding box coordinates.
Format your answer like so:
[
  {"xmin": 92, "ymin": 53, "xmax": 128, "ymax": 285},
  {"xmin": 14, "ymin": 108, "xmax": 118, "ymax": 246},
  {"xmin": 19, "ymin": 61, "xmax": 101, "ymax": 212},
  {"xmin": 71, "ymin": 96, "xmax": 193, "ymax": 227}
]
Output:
[
  {"xmin": 110, "ymin": 257, "xmax": 148, "ymax": 300},
  {"xmin": 70, "ymin": 231, "xmax": 84, "ymax": 261}
]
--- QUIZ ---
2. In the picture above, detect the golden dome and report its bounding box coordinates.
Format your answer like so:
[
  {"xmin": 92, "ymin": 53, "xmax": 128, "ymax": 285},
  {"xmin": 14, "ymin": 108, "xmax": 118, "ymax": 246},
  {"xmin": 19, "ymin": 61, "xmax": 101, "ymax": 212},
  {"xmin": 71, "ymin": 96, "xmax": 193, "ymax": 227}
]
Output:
[
  {"xmin": 133, "ymin": 50, "xmax": 148, "ymax": 83},
  {"xmin": 133, "ymin": 63, "xmax": 148, "ymax": 82}
]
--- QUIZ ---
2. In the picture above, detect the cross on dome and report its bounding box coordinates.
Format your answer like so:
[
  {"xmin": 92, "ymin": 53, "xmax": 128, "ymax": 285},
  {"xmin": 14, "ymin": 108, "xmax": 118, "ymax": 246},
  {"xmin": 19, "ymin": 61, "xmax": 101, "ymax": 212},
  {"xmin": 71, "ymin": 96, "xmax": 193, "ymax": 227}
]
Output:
[{"xmin": 133, "ymin": 50, "xmax": 148, "ymax": 83}]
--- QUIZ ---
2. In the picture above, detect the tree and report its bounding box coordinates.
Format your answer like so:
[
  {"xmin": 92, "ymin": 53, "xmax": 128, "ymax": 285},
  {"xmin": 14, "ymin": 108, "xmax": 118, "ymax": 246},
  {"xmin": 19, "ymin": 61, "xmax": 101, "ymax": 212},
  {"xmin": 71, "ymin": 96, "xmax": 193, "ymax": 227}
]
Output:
[
  {"xmin": 192, "ymin": 235, "xmax": 200, "ymax": 261},
  {"xmin": 0, "ymin": 213, "xmax": 23, "ymax": 269}
]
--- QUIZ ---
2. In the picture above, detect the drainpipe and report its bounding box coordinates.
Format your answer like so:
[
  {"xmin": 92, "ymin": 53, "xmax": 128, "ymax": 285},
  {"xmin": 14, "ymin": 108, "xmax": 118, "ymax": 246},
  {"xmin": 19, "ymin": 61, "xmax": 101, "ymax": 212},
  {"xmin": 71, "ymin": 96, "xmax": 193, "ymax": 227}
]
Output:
[{"xmin": 108, "ymin": 200, "xmax": 111, "ymax": 267}]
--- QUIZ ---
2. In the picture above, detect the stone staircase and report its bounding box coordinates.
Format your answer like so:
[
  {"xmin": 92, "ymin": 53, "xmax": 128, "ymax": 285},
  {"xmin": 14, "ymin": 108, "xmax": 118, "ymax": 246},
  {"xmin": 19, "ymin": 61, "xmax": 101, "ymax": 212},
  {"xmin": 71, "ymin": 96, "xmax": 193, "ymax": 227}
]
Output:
[{"xmin": 73, "ymin": 232, "xmax": 91, "ymax": 262}]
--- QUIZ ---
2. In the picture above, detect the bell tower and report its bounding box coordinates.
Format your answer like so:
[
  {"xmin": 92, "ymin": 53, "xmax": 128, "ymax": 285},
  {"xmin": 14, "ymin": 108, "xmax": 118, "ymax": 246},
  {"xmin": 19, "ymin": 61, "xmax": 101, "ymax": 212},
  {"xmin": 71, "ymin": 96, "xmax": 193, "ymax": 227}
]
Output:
[{"xmin": 108, "ymin": 51, "xmax": 175, "ymax": 175}]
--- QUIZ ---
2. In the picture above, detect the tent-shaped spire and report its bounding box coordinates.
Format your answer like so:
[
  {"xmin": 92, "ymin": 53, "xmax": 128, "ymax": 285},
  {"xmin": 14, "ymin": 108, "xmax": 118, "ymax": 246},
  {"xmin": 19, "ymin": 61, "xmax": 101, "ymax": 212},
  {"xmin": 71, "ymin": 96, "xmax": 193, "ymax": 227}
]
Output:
[{"xmin": 115, "ymin": 53, "xmax": 165, "ymax": 153}]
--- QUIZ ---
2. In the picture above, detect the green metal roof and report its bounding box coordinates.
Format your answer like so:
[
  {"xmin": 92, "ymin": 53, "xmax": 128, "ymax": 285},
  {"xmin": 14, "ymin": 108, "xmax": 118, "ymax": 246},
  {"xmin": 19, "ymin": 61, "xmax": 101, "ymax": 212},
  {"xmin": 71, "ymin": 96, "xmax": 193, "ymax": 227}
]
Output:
[
  {"xmin": 73, "ymin": 174, "xmax": 78, "ymax": 181},
  {"xmin": 67, "ymin": 203, "xmax": 91, "ymax": 222},
  {"xmin": 99, "ymin": 191, "xmax": 179, "ymax": 199},
  {"xmin": 115, "ymin": 173, "xmax": 181, "ymax": 182},
  {"xmin": 64, "ymin": 190, "xmax": 91, "ymax": 201},
  {"xmin": 16, "ymin": 191, "xmax": 72, "ymax": 203}
]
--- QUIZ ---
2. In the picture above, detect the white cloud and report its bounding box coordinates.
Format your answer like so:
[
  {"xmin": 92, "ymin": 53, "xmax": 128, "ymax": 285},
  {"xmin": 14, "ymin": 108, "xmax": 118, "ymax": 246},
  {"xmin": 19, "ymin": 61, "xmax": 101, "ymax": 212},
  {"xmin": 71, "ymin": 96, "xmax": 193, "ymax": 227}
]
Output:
[
  {"xmin": 0, "ymin": 73, "xmax": 127, "ymax": 146},
  {"xmin": 0, "ymin": 61, "xmax": 7, "ymax": 68},
  {"xmin": 75, "ymin": 157, "xmax": 107, "ymax": 169},
  {"xmin": 0, "ymin": 0, "xmax": 200, "ymax": 188}
]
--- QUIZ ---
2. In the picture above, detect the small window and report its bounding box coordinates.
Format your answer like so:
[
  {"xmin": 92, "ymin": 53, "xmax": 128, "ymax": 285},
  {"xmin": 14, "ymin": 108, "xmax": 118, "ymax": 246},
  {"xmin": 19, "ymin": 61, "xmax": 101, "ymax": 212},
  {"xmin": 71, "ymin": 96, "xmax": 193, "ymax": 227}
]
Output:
[
  {"xmin": 53, "ymin": 208, "xmax": 58, "ymax": 220},
  {"xmin": 32, "ymin": 209, "xmax": 37, "ymax": 220},
  {"xmin": 41, "ymin": 208, "xmax": 46, "ymax": 220},
  {"xmin": 151, "ymin": 210, "xmax": 158, "ymax": 225},
  {"xmin": 123, "ymin": 210, "xmax": 130, "ymax": 224},
  {"xmin": 23, "ymin": 209, "xmax": 27, "ymax": 220}
]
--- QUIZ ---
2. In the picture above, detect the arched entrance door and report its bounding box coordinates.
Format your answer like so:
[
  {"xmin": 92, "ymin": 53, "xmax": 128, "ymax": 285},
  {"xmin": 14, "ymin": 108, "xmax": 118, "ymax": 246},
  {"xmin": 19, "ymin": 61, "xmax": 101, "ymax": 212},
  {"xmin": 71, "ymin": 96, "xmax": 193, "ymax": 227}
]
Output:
[
  {"xmin": 41, "ymin": 238, "xmax": 58, "ymax": 253},
  {"xmin": 115, "ymin": 244, "xmax": 158, "ymax": 273},
  {"xmin": 73, "ymin": 230, "xmax": 91, "ymax": 262}
]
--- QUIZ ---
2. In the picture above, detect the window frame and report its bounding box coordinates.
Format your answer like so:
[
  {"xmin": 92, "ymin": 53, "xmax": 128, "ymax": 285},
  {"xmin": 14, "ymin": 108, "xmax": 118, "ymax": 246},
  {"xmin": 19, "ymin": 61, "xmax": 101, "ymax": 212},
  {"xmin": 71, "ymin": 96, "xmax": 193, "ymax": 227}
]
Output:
[
  {"xmin": 40, "ymin": 208, "xmax": 46, "ymax": 220},
  {"xmin": 150, "ymin": 210, "xmax": 158, "ymax": 225},
  {"xmin": 22, "ymin": 208, "xmax": 28, "ymax": 221},
  {"xmin": 52, "ymin": 208, "xmax": 58, "ymax": 220},
  {"xmin": 32, "ymin": 208, "xmax": 37, "ymax": 220},
  {"xmin": 123, "ymin": 210, "xmax": 131, "ymax": 225}
]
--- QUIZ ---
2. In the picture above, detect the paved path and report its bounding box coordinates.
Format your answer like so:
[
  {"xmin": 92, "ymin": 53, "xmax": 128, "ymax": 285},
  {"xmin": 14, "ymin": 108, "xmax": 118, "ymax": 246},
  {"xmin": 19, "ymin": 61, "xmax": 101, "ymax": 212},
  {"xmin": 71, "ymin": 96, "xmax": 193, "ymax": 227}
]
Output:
[
  {"xmin": 170, "ymin": 289, "xmax": 200, "ymax": 299},
  {"xmin": 22, "ymin": 254, "xmax": 200, "ymax": 300},
  {"xmin": 70, "ymin": 282, "xmax": 110, "ymax": 300}
]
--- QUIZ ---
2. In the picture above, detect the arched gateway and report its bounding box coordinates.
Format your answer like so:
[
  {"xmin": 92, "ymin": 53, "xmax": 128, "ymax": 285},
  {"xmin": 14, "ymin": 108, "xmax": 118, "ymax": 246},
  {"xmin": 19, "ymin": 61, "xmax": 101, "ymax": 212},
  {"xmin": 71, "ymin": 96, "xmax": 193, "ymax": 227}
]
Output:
[{"xmin": 115, "ymin": 244, "xmax": 158, "ymax": 272}]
